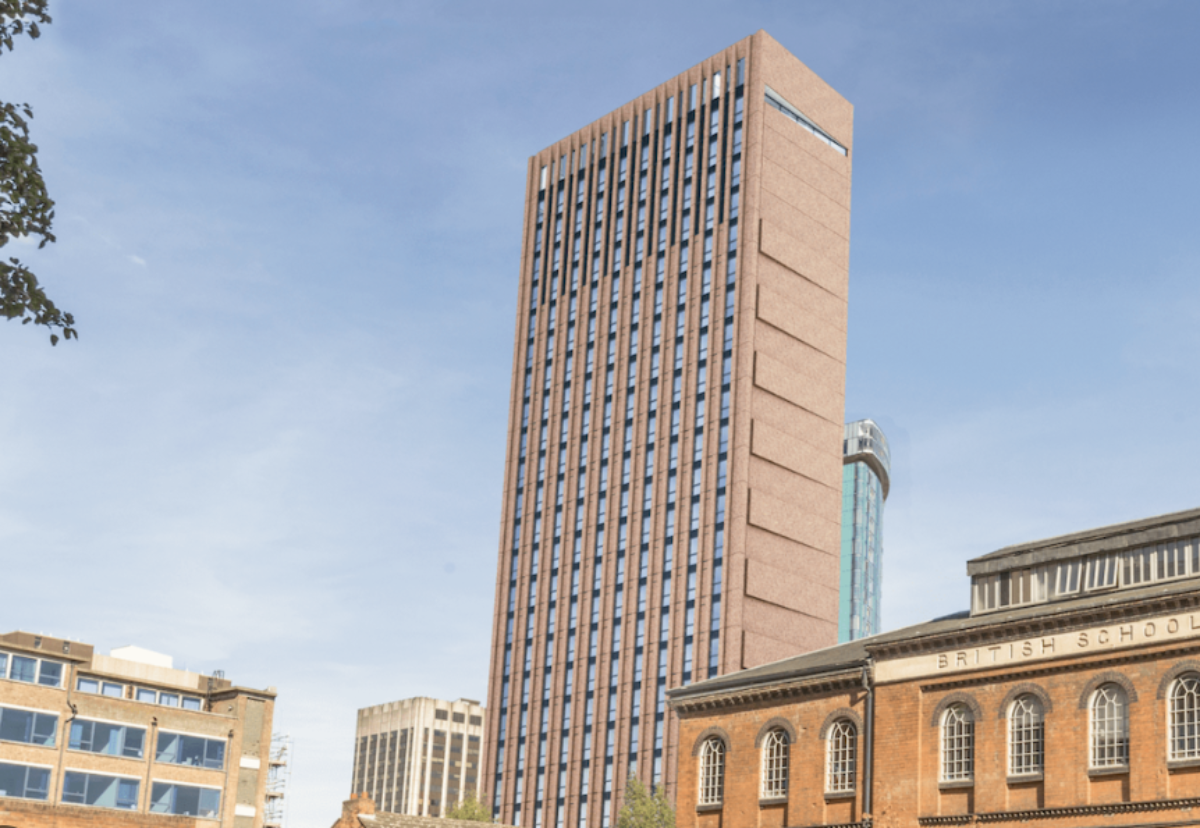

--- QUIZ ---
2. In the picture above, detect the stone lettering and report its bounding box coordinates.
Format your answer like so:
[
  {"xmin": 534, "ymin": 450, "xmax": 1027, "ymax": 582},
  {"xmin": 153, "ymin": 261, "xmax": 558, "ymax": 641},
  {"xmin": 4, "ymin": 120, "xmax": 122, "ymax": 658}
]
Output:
[{"xmin": 915, "ymin": 608, "xmax": 1200, "ymax": 685}]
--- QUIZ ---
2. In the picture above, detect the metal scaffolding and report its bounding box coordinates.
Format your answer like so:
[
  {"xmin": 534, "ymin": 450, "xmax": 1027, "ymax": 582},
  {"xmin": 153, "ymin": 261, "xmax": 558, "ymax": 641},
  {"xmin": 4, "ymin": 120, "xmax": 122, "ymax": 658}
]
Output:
[{"xmin": 263, "ymin": 733, "xmax": 292, "ymax": 828}]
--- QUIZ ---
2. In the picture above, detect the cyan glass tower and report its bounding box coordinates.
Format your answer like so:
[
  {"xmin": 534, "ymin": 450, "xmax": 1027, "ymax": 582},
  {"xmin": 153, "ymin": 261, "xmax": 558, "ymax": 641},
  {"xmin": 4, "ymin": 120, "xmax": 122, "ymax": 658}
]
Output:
[{"xmin": 839, "ymin": 419, "xmax": 889, "ymax": 642}]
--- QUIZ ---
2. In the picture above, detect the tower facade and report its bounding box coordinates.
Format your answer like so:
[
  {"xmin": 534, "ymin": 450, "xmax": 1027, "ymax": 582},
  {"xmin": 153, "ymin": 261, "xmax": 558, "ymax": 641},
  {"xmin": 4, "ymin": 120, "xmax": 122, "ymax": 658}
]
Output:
[
  {"xmin": 351, "ymin": 697, "xmax": 484, "ymax": 817},
  {"xmin": 839, "ymin": 419, "xmax": 890, "ymax": 642},
  {"xmin": 485, "ymin": 31, "xmax": 854, "ymax": 828}
]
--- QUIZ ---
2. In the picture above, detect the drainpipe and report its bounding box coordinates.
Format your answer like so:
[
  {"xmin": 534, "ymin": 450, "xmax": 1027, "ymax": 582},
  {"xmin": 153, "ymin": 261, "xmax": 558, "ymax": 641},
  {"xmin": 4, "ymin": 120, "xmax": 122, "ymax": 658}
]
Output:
[{"xmin": 862, "ymin": 662, "xmax": 874, "ymax": 825}]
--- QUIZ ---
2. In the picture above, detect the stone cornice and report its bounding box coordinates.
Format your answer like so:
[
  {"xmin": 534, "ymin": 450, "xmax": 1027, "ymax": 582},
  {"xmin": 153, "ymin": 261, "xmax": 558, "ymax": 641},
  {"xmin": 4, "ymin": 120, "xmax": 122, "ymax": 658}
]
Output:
[
  {"xmin": 670, "ymin": 669, "xmax": 862, "ymax": 716},
  {"xmin": 917, "ymin": 795, "xmax": 1200, "ymax": 825},
  {"xmin": 869, "ymin": 590, "xmax": 1200, "ymax": 662}
]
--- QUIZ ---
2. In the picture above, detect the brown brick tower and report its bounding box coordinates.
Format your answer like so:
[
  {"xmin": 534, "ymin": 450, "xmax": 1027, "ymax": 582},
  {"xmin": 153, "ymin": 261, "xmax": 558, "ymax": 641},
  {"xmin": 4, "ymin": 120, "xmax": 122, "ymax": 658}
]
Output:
[{"xmin": 484, "ymin": 30, "xmax": 854, "ymax": 828}]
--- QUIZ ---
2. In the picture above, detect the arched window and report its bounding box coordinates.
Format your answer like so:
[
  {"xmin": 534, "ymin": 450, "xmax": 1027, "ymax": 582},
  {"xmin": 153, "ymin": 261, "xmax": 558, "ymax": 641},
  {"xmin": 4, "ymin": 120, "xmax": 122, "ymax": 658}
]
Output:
[
  {"xmin": 941, "ymin": 704, "xmax": 974, "ymax": 782},
  {"xmin": 827, "ymin": 719, "xmax": 857, "ymax": 793},
  {"xmin": 761, "ymin": 728, "xmax": 789, "ymax": 798},
  {"xmin": 1090, "ymin": 683, "xmax": 1129, "ymax": 768},
  {"xmin": 1008, "ymin": 695, "xmax": 1044, "ymax": 776},
  {"xmin": 699, "ymin": 737, "xmax": 725, "ymax": 806},
  {"xmin": 1169, "ymin": 674, "xmax": 1200, "ymax": 761}
]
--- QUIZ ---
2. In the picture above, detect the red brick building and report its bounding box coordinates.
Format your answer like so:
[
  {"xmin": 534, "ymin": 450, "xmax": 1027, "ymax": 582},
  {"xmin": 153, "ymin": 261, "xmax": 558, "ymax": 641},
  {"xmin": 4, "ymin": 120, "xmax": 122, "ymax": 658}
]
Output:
[{"xmin": 670, "ymin": 507, "xmax": 1200, "ymax": 828}]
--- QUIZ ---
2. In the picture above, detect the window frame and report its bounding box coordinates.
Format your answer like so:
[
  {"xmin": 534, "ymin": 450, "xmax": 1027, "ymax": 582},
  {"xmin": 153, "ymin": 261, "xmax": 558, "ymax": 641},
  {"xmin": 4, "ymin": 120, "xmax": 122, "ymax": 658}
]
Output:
[
  {"xmin": 697, "ymin": 736, "xmax": 725, "ymax": 807},
  {"xmin": 940, "ymin": 704, "xmax": 974, "ymax": 783},
  {"xmin": 760, "ymin": 728, "xmax": 789, "ymax": 800},
  {"xmin": 149, "ymin": 781, "xmax": 223, "ymax": 818},
  {"xmin": 0, "ymin": 650, "xmax": 64, "ymax": 688},
  {"xmin": 1089, "ymin": 683, "xmax": 1129, "ymax": 770},
  {"xmin": 0, "ymin": 760, "xmax": 52, "ymax": 800},
  {"xmin": 1169, "ymin": 674, "xmax": 1200, "ymax": 762},
  {"xmin": 155, "ymin": 730, "xmax": 227, "ymax": 770},
  {"xmin": 826, "ymin": 719, "xmax": 857, "ymax": 794},
  {"xmin": 0, "ymin": 705, "xmax": 58, "ymax": 748},
  {"xmin": 60, "ymin": 769, "xmax": 141, "ymax": 810},
  {"xmin": 68, "ymin": 718, "xmax": 146, "ymax": 759},
  {"xmin": 1007, "ymin": 695, "xmax": 1044, "ymax": 777}
]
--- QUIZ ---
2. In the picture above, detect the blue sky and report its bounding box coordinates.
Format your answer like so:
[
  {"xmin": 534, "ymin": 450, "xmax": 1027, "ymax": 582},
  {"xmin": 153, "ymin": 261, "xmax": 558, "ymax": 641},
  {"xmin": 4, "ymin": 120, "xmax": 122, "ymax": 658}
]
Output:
[{"xmin": 4, "ymin": 1, "xmax": 1200, "ymax": 824}]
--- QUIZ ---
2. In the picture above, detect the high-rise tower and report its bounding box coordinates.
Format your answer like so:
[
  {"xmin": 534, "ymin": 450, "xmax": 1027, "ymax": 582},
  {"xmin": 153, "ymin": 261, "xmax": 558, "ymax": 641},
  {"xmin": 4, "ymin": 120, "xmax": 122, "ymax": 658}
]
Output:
[
  {"xmin": 485, "ymin": 31, "xmax": 854, "ymax": 828},
  {"xmin": 838, "ymin": 419, "xmax": 890, "ymax": 642}
]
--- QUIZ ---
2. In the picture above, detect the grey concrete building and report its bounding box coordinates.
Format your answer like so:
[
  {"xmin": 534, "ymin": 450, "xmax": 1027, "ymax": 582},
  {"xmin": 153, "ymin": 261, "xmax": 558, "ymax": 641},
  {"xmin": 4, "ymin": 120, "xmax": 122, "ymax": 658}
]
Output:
[{"xmin": 351, "ymin": 697, "xmax": 484, "ymax": 817}]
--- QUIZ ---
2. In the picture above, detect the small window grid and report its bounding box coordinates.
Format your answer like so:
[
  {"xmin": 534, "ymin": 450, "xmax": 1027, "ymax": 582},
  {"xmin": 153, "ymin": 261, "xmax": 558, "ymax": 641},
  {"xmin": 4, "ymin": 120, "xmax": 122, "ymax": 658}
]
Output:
[
  {"xmin": 77, "ymin": 677, "xmax": 126, "ymax": 698},
  {"xmin": 827, "ymin": 720, "xmax": 857, "ymax": 793},
  {"xmin": 1090, "ymin": 684, "xmax": 1129, "ymax": 768},
  {"xmin": 698, "ymin": 738, "xmax": 724, "ymax": 806},
  {"xmin": 1170, "ymin": 675, "xmax": 1200, "ymax": 761},
  {"xmin": 760, "ymin": 729, "xmax": 788, "ymax": 798},
  {"xmin": 0, "ymin": 650, "xmax": 63, "ymax": 688},
  {"xmin": 1008, "ymin": 696, "xmax": 1044, "ymax": 776},
  {"xmin": 941, "ymin": 705, "xmax": 974, "ymax": 782},
  {"xmin": 133, "ymin": 687, "xmax": 203, "ymax": 710},
  {"xmin": 972, "ymin": 536, "xmax": 1200, "ymax": 614}
]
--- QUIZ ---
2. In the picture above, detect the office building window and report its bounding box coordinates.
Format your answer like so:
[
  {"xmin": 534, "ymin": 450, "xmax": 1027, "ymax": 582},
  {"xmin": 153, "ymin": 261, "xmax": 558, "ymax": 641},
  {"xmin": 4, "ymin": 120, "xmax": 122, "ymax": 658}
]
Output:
[
  {"xmin": 69, "ymin": 720, "xmax": 145, "ymax": 758},
  {"xmin": 0, "ymin": 706, "xmax": 57, "ymax": 747},
  {"xmin": 61, "ymin": 772, "xmax": 139, "ymax": 810},
  {"xmin": 156, "ymin": 732, "xmax": 226, "ymax": 770},
  {"xmin": 150, "ymin": 782, "xmax": 222, "ymax": 818},
  {"xmin": 0, "ymin": 761, "xmax": 50, "ymax": 800},
  {"xmin": 0, "ymin": 651, "xmax": 62, "ymax": 687}
]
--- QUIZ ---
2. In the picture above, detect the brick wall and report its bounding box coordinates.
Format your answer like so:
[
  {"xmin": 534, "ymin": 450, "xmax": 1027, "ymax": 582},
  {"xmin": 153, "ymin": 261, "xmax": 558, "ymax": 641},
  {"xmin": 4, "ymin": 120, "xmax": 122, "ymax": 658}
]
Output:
[
  {"xmin": 677, "ymin": 644, "xmax": 1200, "ymax": 828},
  {"xmin": 0, "ymin": 799, "xmax": 201, "ymax": 828}
]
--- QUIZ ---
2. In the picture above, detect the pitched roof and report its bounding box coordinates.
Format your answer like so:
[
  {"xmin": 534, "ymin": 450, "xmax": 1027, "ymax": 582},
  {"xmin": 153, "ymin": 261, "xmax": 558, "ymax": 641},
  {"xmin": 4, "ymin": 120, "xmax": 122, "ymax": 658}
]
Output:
[
  {"xmin": 965, "ymin": 506, "xmax": 1200, "ymax": 576},
  {"xmin": 668, "ymin": 573, "xmax": 1200, "ymax": 702}
]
